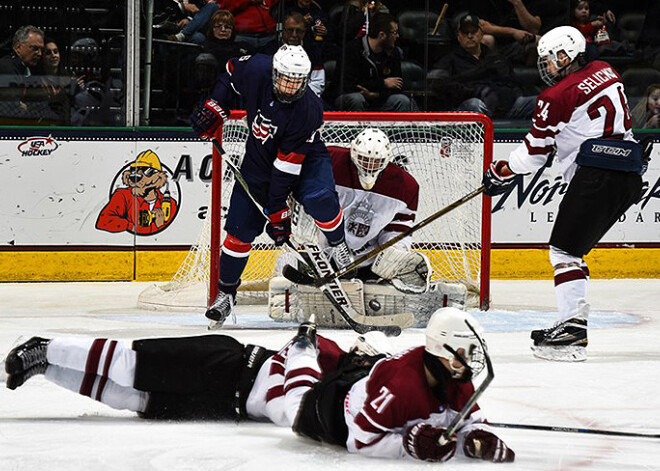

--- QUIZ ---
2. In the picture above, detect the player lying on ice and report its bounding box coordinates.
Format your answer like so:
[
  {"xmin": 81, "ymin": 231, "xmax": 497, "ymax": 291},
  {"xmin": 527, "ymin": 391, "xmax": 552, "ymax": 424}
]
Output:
[
  {"xmin": 283, "ymin": 307, "xmax": 514, "ymax": 462},
  {"xmin": 481, "ymin": 25, "xmax": 651, "ymax": 362},
  {"xmin": 3, "ymin": 329, "xmax": 387, "ymax": 423},
  {"xmin": 189, "ymin": 44, "xmax": 354, "ymax": 330},
  {"xmin": 5, "ymin": 307, "xmax": 514, "ymax": 463},
  {"xmin": 269, "ymin": 128, "xmax": 469, "ymax": 329}
]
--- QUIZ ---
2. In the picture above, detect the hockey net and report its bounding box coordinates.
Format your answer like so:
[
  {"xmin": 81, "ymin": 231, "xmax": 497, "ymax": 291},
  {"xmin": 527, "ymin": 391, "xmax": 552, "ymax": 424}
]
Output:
[{"xmin": 138, "ymin": 111, "xmax": 492, "ymax": 311}]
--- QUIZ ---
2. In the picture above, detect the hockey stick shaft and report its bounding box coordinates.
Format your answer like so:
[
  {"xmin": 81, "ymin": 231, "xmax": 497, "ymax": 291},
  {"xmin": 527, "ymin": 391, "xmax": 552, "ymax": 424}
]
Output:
[
  {"xmin": 212, "ymin": 139, "xmax": 403, "ymax": 335},
  {"xmin": 441, "ymin": 320, "xmax": 494, "ymax": 443},
  {"xmin": 289, "ymin": 186, "xmax": 485, "ymax": 287},
  {"xmin": 488, "ymin": 422, "xmax": 660, "ymax": 439}
]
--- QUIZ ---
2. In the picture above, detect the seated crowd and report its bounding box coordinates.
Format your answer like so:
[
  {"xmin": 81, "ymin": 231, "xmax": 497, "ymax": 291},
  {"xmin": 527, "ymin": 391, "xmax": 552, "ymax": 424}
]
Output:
[{"xmin": 0, "ymin": 0, "xmax": 659, "ymax": 127}]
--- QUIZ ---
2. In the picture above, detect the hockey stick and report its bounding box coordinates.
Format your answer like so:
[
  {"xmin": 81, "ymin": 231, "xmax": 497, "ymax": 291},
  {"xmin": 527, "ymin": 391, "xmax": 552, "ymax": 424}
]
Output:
[
  {"xmin": 211, "ymin": 139, "xmax": 404, "ymax": 336},
  {"xmin": 488, "ymin": 422, "xmax": 660, "ymax": 439},
  {"xmin": 283, "ymin": 186, "xmax": 486, "ymax": 288},
  {"xmin": 439, "ymin": 319, "xmax": 494, "ymax": 445}
]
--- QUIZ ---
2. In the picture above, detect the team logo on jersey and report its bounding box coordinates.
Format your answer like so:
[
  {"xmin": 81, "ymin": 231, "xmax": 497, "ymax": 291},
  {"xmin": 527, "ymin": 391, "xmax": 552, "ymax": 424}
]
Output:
[
  {"xmin": 347, "ymin": 199, "xmax": 374, "ymax": 238},
  {"xmin": 252, "ymin": 111, "xmax": 278, "ymax": 144}
]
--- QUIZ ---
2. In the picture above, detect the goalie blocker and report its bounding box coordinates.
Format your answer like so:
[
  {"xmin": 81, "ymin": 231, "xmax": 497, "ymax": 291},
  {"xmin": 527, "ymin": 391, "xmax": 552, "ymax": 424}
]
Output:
[{"xmin": 268, "ymin": 276, "xmax": 468, "ymax": 328}]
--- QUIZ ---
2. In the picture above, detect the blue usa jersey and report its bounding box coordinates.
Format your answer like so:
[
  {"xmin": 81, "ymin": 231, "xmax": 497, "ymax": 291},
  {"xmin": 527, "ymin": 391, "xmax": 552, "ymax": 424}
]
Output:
[{"xmin": 209, "ymin": 53, "xmax": 328, "ymax": 213}]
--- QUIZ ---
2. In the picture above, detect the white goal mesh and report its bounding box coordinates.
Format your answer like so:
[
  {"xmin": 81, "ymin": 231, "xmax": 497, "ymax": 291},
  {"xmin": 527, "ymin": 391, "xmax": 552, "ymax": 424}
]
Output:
[{"xmin": 138, "ymin": 112, "xmax": 492, "ymax": 311}]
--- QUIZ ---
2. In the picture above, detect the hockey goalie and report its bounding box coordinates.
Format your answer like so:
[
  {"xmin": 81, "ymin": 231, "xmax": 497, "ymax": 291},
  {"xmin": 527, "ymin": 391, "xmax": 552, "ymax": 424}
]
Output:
[{"xmin": 269, "ymin": 128, "xmax": 468, "ymax": 328}]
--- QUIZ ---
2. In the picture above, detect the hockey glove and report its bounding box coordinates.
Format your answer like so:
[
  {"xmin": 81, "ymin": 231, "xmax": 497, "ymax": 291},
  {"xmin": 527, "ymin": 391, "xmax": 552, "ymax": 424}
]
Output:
[
  {"xmin": 403, "ymin": 423, "xmax": 456, "ymax": 462},
  {"xmin": 483, "ymin": 160, "xmax": 516, "ymax": 196},
  {"xmin": 463, "ymin": 429, "xmax": 515, "ymax": 463},
  {"xmin": 265, "ymin": 208, "xmax": 292, "ymax": 246},
  {"xmin": 190, "ymin": 99, "xmax": 229, "ymax": 139}
]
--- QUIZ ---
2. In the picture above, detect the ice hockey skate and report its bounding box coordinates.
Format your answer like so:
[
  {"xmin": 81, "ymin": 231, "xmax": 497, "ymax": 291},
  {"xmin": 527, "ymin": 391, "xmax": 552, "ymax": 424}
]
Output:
[
  {"xmin": 6, "ymin": 363, "xmax": 48, "ymax": 390},
  {"xmin": 530, "ymin": 302, "xmax": 589, "ymax": 362},
  {"xmin": 205, "ymin": 292, "xmax": 235, "ymax": 330},
  {"xmin": 5, "ymin": 336, "xmax": 50, "ymax": 375},
  {"xmin": 292, "ymin": 319, "xmax": 317, "ymax": 350}
]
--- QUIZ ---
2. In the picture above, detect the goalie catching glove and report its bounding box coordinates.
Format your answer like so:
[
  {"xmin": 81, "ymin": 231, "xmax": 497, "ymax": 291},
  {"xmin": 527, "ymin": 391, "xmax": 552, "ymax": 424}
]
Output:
[
  {"xmin": 403, "ymin": 423, "xmax": 456, "ymax": 462},
  {"xmin": 482, "ymin": 160, "xmax": 516, "ymax": 196},
  {"xmin": 463, "ymin": 429, "xmax": 515, "ymax": 463},
  {"xmin": 371, "ymin": 246, "xmax": 431, "ymax": 294}
]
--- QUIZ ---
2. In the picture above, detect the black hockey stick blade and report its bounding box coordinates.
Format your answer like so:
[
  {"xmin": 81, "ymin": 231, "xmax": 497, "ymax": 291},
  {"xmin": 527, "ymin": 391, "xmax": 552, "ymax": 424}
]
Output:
[{"xmin": 282, "ymin": 264, "xmax": 317, "ymax": 285}]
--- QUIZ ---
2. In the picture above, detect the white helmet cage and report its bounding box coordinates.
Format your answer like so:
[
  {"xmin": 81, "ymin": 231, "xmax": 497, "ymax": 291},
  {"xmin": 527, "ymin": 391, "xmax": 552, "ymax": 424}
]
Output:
[
  {"xmin": 425, "ymin": 307, "xmax": 486, "ymax": 377},
  {"xmin": 537, "ymin": 25, "xmax": 586, "ymax": 86},
  {"xmin": 350, "ymin": 128, "xmax": 393, "ymax": 190},
  {"xmin": 272, "ymin": 44, "xmax": 311, "ymax": 103}
]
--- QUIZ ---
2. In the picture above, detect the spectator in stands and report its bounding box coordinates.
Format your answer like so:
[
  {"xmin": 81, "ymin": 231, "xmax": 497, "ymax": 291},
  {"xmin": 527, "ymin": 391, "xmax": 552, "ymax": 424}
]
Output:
[
  {"xmin": 465, "ymin": 0, "xmax": 564, "ymax": 65},
  {"xmin": 429, "ymin": 13, "xmax": 535, "ymax": 120},
  {"xmin": 631, "ymin": 84, "xmax": 660, "ymax": 130},
  {"xmin": 337, "ymin": 0, "xmax": 388, "ymax": 42},
  {"xmin": 265, "ymin": 12, "xmax": 325, "ymax": 96},
  {"xmin": 280, "ymin": 0, "xmax": 330, "ymax": 62},
  {"xmin": 0, "ymin": 25, "xmax": 49, "ymax": 123},
  {"xmin": 219, "ymin": 0, "xmax": 278, "ymax": 52},
  {"xmin": 569, "ymin": 1, "xmax": 632, "ymax": 60},
  {"xmin": 169, "ymin": 0, "xmax": 220, "ymax": 44},
  {"xmin": 36, "ymin": 39, "xmax": 75, "ymax": 125},
  {"xmin": 203, "ymin": 10, "xmax": 252, "ymax": 69},
  {"xmin": 333, "ymin": 12, "xmax": 414, "ymax": 111}
]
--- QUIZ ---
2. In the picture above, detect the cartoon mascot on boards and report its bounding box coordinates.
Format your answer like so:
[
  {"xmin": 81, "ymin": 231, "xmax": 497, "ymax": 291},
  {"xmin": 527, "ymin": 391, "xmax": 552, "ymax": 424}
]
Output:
[{"xmin": 96, "ymin": 150, "xmax": 178, "ymax": 235}]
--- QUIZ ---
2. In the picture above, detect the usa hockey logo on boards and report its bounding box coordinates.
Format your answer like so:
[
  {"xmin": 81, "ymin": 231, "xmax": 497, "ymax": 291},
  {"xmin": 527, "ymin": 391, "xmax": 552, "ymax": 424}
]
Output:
[
  {"xmin": 17, "ymin": 136, "xmax": 59, "ymax": 157},
  {"xmin": 252, "ymin": 111, "xmax": 278, "ymax": 144}
]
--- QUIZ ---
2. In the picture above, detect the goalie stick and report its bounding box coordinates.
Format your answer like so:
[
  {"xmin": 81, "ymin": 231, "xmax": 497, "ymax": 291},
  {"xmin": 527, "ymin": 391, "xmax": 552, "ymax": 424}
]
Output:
[
  {"xmin": 283, "ymin": 185, "xmax": 486, "ymax": 288},
  {"xmin": 211, "ymin": 139, "xmax": 404, "ymax": 336},
  {"xmin": 439, "ymin": 318, "xmax": 494, "ymax": 445}
]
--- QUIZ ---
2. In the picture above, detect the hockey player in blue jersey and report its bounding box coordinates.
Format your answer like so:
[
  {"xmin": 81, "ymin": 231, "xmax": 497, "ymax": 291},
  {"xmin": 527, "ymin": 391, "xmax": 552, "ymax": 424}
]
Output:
[{"xmin": 190, "ymin": 44, "xmax": 353, "ymax": 329}]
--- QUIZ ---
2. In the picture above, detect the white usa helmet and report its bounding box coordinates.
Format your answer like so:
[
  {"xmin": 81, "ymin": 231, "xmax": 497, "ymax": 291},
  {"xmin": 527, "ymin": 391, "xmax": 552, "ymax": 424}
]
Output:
[
  {"xmin": 426, "ymin": 307, "xmax": 486, "ymax": 377},
  {"xmin": 537, "ymin": 25, "xmax": 586, "ymax": 86},
  {"xmin": 350, "ymin": 331, "xmax": 394, "ymax": 356},
  {"xmin": 272, "ymin": 44, "xmax": 311, "ymax": 103},
  {"xmin": 350, "ymin": 128, "xmax": 393, "ymax": 190}
]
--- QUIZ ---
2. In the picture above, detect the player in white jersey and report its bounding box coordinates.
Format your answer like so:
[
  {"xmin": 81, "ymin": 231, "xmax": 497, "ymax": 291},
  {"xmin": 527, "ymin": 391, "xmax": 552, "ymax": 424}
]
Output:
[
  {"xmin": 482, "ymin": 26, "xmax": 649, "ymax": 362},
  {"xmin": 4, "ymin": 330, "xmax": 388, "ymax": 424},
  {"xmin": 284, "ymin": 307, "xmax": 515, "ymax": 463}
]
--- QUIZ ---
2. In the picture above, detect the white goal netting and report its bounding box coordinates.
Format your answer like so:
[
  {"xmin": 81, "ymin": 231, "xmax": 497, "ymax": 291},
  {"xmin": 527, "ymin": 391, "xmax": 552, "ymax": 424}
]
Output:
[{"xmin": 139, "ymin": 112, "xmax": 492, "ymax": 311}]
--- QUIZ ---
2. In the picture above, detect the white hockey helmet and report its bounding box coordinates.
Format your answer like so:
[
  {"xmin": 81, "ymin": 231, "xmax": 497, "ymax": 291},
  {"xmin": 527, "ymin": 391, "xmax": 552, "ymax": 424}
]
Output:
[
  {"xmin": 272, "ymin": 44, "xmax": 311, "ymax": 103},
  {"xmin": 425, "ymin": 307, "xmax": 486, "ymax": 377},
  {"xmin": 350, "ymin": 331, "xmax": 394, "ymax": 356},
  {"xmin": 350, "ymin": 128, "xmax": 393, "ymax": 190},
  {"xmin": 537, "ymin": 25, "xmax": 586, "ymax": 86}
]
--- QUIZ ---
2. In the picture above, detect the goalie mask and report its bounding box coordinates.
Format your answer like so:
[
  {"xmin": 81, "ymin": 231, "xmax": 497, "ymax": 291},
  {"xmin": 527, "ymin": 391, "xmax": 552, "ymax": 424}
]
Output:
[
  {"xmin": 350, "ymin": 128, "xmax": 393, "ymax": 190},
  {"xmin": 425, "ymin": 307, "xmax": 486, "ymax": 382},
  {"xmin": 272, "ymin": 44, "xmax": 311, "ymax": 104},
  {"xmin": 537, "ymin": 25, "xmax": 586, "ymax": 86}
]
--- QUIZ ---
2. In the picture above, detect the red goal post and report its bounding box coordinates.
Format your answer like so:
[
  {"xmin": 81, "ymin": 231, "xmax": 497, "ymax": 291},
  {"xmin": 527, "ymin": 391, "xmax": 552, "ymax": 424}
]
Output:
[{"xmin": 209, "ymin": 111, "xmax": 493, "ymax": 310}]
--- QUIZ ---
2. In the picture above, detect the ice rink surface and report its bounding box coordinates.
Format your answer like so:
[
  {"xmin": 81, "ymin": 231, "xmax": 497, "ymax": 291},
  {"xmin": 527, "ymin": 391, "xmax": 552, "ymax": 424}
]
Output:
[{"xmin": 1, "ymin": 279, "xmax": 659, "ymax": 471}]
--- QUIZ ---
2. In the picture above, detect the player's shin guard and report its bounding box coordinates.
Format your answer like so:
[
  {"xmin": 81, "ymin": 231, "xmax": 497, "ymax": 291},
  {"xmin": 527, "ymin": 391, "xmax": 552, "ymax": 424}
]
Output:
[
  {"xmin": 220, "ymin": 234, "xmax": 252, "ymax": 286},
  {"xmin": 549, "ymin": 247, "xmax": 588, "ymax": 323},
  {"xmin": 45, "ymin": 365, "xmax": 148, "ymax": 412},
  {"xmin": 282, "ymin": 325, "xmax": 321, "ymax": 426},
  {"xmin": 46, "ymin": 338, "xmax": 137, "ymax": 387}
]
